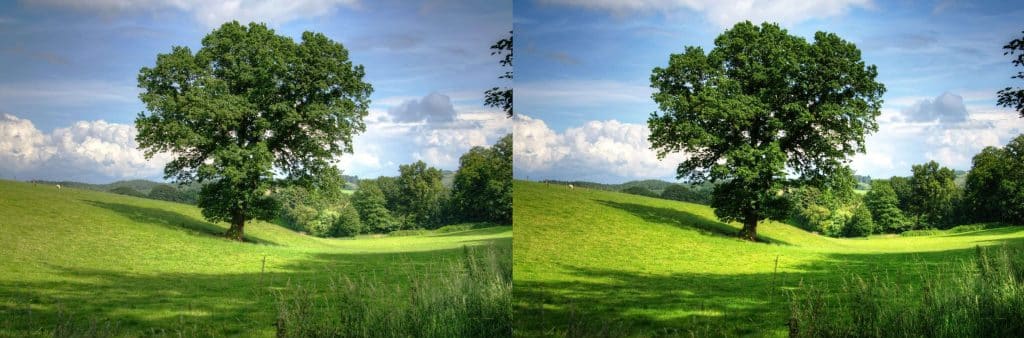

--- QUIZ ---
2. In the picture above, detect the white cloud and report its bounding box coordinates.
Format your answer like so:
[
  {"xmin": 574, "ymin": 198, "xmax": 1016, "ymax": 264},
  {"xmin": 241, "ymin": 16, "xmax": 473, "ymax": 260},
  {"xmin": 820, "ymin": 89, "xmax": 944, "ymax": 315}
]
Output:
[
  {"xmin": 0, "ymin": 114, "xmax": 170, "ymax": 182},
  {"xmin": 901, "ymin": 92, "xmax": 968, "ymax": 123},
  {"xmin": 388, "ymin": 92, "xmax": 457, "ymax": 123},
  {"xmin": 0, "ymin": 114, "xmax": 55, "ymax": 171},
  {"xmin": 538, "ymin": 0, "xmax": 873, "ymax": 27},
  {"xmin": 513, "ymin": 114, "xmax": 686, "ymax": 182},
  {"xmin": 25, "ymin": 0, "xmax": 360, "ymax": 28}
]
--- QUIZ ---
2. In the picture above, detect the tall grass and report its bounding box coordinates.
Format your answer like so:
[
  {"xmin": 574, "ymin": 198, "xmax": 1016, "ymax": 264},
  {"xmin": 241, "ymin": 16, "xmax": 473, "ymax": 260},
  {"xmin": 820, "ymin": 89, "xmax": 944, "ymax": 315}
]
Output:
[
  {"xmin": 274, "ymin": 244, "xmax": 511, "ymax": 337},
  {"xmin": 789, "ymin": 244, "xmax": 1024, "ymax": 337}
]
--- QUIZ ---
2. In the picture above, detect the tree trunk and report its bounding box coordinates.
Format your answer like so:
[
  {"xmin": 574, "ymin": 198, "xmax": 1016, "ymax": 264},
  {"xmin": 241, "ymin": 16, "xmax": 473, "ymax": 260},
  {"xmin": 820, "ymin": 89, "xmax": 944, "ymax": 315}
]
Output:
[
  {"xmin": 225, "ymin": 208, "xmax": 245, "ymax": 241},
  {"xmin": 739, "ymin": 215, "xmax": 758, "ymax": 242}
]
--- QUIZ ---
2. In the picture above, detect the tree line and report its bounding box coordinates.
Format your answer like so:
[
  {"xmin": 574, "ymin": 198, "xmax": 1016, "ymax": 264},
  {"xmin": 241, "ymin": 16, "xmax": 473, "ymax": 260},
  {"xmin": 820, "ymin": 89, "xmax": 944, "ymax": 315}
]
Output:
[{"xmin": 272, "ymin": 134, "xmax": 512, "ymax": 237}]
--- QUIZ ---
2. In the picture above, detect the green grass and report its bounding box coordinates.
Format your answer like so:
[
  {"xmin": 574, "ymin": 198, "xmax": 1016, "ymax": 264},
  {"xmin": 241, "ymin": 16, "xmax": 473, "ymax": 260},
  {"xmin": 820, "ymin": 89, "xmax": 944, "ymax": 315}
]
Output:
[
  {"xmin": 512, "ymin": 180, "xmax": 1024, "ymax": 337},
  {"xmin": 0, "ymin": 179, "xmax": 510, "ymax": 336}
]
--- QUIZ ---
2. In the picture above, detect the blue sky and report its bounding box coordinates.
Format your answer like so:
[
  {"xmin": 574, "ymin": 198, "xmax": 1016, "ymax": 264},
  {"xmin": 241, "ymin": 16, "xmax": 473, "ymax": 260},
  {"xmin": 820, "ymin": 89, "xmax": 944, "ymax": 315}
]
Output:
[
  {"xmin": 513, "ymin": 0, "xmax": 1024, "ymax": 183},
  {"xmin": 0, "ymin": 0, "xmax": 511, "ymax": 183}
]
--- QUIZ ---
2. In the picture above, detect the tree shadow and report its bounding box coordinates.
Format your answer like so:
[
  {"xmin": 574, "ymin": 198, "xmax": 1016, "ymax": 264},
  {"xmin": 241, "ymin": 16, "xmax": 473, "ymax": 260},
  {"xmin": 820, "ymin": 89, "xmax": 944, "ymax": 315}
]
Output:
[
  {"xmin": 514, "ymin": 236, "xmax": 1024, "ymax": 337},
  {"xmin": 0, "ymin": 236, "xmax": 510, "ymax": 336},
  {"xmin": 82, "ymin": 200, "xmax": 279, "ymax": 246},
  {"xmin": 595, "ymin": 199, "xmax": 791, "ymax": 245}
]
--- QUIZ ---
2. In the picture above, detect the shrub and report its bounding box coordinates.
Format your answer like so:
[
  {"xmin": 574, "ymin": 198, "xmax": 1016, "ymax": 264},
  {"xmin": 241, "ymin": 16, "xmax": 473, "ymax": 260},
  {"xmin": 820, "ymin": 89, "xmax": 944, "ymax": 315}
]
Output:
[
  {"xmin": 844, "ymin": 204, "xmax": 875, "ymax": 237},
  {"xmin": 108, "ymin": 186, "xmax": 145, "ymax": 198},
  {"xmin": 333, "ymin": 204, "xmax": 362, "ymax": 237},
  {"xmin": 621, "ymin": 186, "xmax": 658, "ymax": 198}
]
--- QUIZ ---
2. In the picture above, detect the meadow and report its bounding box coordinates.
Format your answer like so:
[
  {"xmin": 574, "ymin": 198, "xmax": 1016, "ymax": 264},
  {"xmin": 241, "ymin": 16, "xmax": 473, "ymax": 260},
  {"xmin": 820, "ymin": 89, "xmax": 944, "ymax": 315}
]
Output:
[
  {"xmin": 512, "ymin": 180, "xmax": 1024, "ymax": 336},
  {"xmin": 0, "ymin": 180, "xmax": 511, "ymax": 336}
]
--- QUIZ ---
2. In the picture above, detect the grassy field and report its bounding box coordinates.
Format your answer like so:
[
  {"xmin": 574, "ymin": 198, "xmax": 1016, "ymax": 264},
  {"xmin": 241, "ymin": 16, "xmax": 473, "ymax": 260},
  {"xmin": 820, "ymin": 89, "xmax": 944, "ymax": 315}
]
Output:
[
  {"xmin": 512, "ymin": 180, "xmax": 1024, "ymax": 336},
  {"xmin": 0, "ymin": 179, "xmax": 510, "ymax": 336}
]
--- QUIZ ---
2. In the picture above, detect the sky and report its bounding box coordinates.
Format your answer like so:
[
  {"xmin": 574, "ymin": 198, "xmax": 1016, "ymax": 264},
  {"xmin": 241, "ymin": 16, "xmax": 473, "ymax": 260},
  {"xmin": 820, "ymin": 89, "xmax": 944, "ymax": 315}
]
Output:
[
  {"xmin": 513, "ymin": 0, "xmax": 1024, "ymax": 183},
  {"xmin": 0, "ymin": 0, "xmax": 511, "ymax": 183}
]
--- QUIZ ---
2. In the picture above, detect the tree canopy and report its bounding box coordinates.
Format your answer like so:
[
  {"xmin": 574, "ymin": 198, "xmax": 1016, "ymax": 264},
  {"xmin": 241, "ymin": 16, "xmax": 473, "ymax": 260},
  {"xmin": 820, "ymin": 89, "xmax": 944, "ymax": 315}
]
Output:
[
  {"xmin": 997, "ymin": 31, "xmax": 1024, "ymax": 117},
  {"xmin": 907, "ymin": 161, "xmax": 958, "ymax": 228},
  {"xmin": 964, "ymin": 134, "xmax": 1024, "ymax": 224},
  {"xmin": 485, "ymin": 31, "xmax": 513, "ymax": 117},
  {"xmin": 648, "ymin": 21, "xmax": 885, "ymax": 241},
  {"xmin": 450, "ymin": 134, "xmax": 512, "ymax": 224},
  {"xmin": 135, "ymin": 22, "xmax": 372, "ymax": 241}
]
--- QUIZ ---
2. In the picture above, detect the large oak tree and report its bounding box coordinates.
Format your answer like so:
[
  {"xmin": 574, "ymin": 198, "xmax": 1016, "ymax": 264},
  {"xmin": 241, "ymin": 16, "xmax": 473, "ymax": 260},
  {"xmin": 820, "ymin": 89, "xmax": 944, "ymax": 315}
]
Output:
[
  {"xmin": 135, "ymin": 22, "xmax": 372, "ymax": 241},
  {"xmin": 648, "ymin": 22, "xmax": 885, "ymax": 241}
]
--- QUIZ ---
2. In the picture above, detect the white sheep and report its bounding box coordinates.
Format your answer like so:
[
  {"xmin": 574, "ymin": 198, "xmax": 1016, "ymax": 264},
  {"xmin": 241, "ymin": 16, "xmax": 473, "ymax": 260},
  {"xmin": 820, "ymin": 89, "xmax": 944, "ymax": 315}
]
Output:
[
  {"xmin": 56, "ymin": 184, "xmax": 61, "ymax": 189},
  {"xmin": 568, "ymin": 184, "xmax": 574, "ymax": 190}
]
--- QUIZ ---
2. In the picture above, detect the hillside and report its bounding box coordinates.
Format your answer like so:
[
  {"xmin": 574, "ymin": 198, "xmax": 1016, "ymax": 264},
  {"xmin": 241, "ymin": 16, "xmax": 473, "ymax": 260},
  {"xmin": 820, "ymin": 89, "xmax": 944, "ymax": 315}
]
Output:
[
  {"xmin": 0, "ymin": 180, "xmax": 511, "ymax": 336},
  {"xmin": 512, "ymin": 180, "xmax": 1024, "ymax": 336}
]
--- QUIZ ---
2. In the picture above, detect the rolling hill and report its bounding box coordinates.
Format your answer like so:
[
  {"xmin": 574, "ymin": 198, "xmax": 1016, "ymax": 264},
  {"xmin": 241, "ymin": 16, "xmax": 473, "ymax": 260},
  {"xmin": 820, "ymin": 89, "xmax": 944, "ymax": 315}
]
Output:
[
  {"xmin": 512, "ymin": 180, "xmax": 1024, "ymax": 336},
  {"xmin": 0, "ymin": 179, "xmax": 510, "ymax": 336}
]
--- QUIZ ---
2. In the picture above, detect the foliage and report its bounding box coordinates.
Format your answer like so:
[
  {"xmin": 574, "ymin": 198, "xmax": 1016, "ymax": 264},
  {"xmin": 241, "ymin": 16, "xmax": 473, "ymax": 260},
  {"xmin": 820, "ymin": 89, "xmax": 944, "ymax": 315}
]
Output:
[
  {"xmin": 621, "ymin": 186, "xmax": 658, "ymax": 198},
  {"xmin": 146, "ymin": 184, "xmax": 191, "ymax": 203},
  {"xmin": 375, "ymin": 176, "xmax": 402, "ymax": 214},
  {"xmin": 274, "ymin": 244, "xmax": 511, "ymax": 337},
  {"xmin": 997, "ymin": 31, "xmax": 1024, "ymax": 117},
  {"xmin": 863, "ymin": 180, "xmax": 908, "ymax": 233},
  {"xmin": 888, "ymin": 176, "xmax": 913, "ymax": 213},
  {"xmin": 648, "ymin": 22, "xmax": 884, "ymax": 240},
  {"xmin": 907, "ymin": 161, "xmax": 959, "ymax": 228},
  {"xmin": 450, "ymin": 134, "xmax": 512, "ymax": 224},
  {"xmin": 484, "ymin": 31, "xmax": 513, "ymax": 117},
  {"xmin": 659, "ymin": 184, "xmax": 712, "ymax": 204},
  {"xmin": 844, "ymin": 204, "xmax": 875, "ymax": 237},
  {"xmin": 135, "ymin": 21, "xmax": 372, "ymax": 240},
  {"xmin": 964, "ymin": 134, "xmax": 1024, "ymax": 224},
  {"xmin": 350, "ymin": 180, "xmax": 396, "ymax": 233},
  {"xmin": 108, "ymin": 186, "xmax": 145, "ymax": 198},
  {"xmin": 396, "ymin": 161, "xmax": 446, "ymax": 229},
  {"xmin": 332, "ymin": 202, "xmax": 362, "ymax": 237},
  {"xmin": 789, "ymin": 244, "xmax": 1024, "ymax": 337}
]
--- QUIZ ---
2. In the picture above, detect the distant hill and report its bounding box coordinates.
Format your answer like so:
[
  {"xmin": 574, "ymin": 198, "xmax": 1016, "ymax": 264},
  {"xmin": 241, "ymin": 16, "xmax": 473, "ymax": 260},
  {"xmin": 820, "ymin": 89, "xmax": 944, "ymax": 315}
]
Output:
[
  {"xmin": 30, "ymin": 179, "xmax": 168, "ymax": 195},
  {"xmin": 538, "ymin": 179, "xmax": 680, "ymax": 194}
]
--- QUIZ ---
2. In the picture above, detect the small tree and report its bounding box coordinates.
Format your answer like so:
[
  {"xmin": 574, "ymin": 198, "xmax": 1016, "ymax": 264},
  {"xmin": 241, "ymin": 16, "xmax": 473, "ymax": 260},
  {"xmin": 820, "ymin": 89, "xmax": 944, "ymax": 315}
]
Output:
[
  {"xmin": 863, "ymin": 180, "xmax": 906, "ymax": 233},
  {"xmin": 997, "ymin": 31, "xmax": 1024, "ymax": 117},
  {"xmin": 450, "ymin": 134, "xmax": 512, "ymax": 224},
  {"xmin": 351, "ymin": 180, "xmax": 396, "ymax": 233},
  {"xmin": 135, "ymin": 22, "xmax": 372, "ymax": 241},
  {"xmin": 396, "ymin": 161, "xmax": 445, "ymax": 228},
  {"xmin": 844, "ymin": 204, "xmax": 875, "ymax": 237},
  {"xmin": 907, "ymin": 161, "xmax": 958, "ymax": 228},
  {"xmin": 622, "ymin": 186, "xmax": 658, "ymax": 198},
  {"xmin": 110, "ymin": 186, "xmax": 145, "ymax": 198},
  {"xmin": 148, "ymin": 184, "xmax": 186, "ymax": 203},
  {"xmin": 333, "ymin": 203, "xmax": 362, "ymax": 237},
  {"xmin": 648, "ymin": 22, "xmax": 884, "ymax": 241}
]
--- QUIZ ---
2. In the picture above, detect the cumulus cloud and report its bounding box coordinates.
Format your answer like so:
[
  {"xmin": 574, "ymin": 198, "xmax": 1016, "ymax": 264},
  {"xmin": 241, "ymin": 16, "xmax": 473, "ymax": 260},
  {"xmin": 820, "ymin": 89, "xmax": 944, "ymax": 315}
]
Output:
[
  {"xmin": 538, "ymin": 0, "xmax": 873, "ymax": 27},
  {"xmin": 0, "ymin": 114, "xmax": 170, "ymax": 182},
  {"xmin": 514, "ymin": 114, "xmax": 686, "ymax": 182},
  {"xmin": 25, "ymin": 0, "xmax": 359, "ymax": 28},
  {"xmin": 388, "ymin": 92, "xmax": 457, "ymax": 123},
  {"xmin": 901, "ymin": 92, "xmax": 968, "ymax": 123}
]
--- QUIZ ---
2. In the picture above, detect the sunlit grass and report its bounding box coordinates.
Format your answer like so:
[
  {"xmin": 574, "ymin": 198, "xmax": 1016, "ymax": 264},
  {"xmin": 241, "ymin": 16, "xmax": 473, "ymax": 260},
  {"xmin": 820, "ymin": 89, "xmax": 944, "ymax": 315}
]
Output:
[
  {"xmin": 0, "ymin": 179, "xmax": 510, "ymax": 336},
  {"xmin": 512, "ymin": 180, "xmax": 1024, "ymax": 336}
]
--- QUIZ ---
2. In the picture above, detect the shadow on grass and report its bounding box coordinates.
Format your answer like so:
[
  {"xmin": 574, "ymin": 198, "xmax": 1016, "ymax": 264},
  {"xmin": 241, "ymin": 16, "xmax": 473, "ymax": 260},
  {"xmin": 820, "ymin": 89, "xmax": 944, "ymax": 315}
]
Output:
[
  {"xmin": 595, "ymin": 199, "xmax": 791, "ymax": 245},
  {"xmin": 0, "ymin": 236, "xmax": 510, "ymax": 336},
  {"xmin": 513, "ymin": 235, "xmax": 1024, "ymax": 337},
  {"xmin": 83, "ymin": 200, "xmax": 279, "ymax": 245}
]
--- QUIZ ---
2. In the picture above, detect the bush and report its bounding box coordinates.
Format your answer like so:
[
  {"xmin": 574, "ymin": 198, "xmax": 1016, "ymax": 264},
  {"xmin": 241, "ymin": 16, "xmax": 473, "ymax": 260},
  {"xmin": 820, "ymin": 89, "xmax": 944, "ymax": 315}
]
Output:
[
  {"xmin": 351, "ymin": 181, "xmax": 397, "ymax": 233},
  {"xmin": 621, "ymin": 186, "xmax": 658, "ymax": 198},
  {"xmin": 306, "ymin": 210, "xmax": 339, "ymax": 237},
  {"xmin": 333, "ymin": 204, "xmax": 362, "ymax": 237},
  {"xmin": 844, "ymin": 204, "xmax": 875, "ymax": 237},
  {"xmin": 108, "ymin": 186, "xmax": 145, "ymax": 198}
]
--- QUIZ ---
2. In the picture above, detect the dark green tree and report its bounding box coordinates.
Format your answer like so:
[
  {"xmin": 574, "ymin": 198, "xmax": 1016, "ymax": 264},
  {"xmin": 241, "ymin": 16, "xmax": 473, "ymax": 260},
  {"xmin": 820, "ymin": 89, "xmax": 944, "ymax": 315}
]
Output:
[
  {"xmin": 109, "ymin": 186, "xmax": 145, "ymax": 198},
  {"xmin": 863, "ymin": 180, "xmax": 906, "ymax": 233},
  {"xmin": 485, "ymin": 31, "xmax": 513, "ymax": 117},
  {"xmin": 648, "ymin": 22, "xmax": 885, "ymax": 241},
  {"xmin": 844, "ymin": 204, "xmax": 875, "ymax": 237},
  {"xmin": 964, "ymin": 134, "xmax": 1024, "ymax": 224},
  {"xmin": 148, "ymin": 184, "xmax": 186, "ymax": 203},
  {"xmin": 351, "ymin": 180, "xmax": 396, "ymax": 233},
  {"xmin": 907, "ymin": 161, "xmax": 958, "ymax": 228},
  {"xmin": 450, "ymin": 134, "xmax": 512, "ymax": 224},
  {"xmin": 621, "ymin": 186, "xmax": 658, "ymax": 198},
  {"xmin": 375, "ymin": 176, "xmax": 402, "ymax": 213},
  {"xmin": 396, "ymin": 161, "xmax": 445, "ymax": 228},
  {"xmin": 332, "ymin": 202, "xmax": 362, "ymax": 237},
  {"xmin": 135, "ymin": 22, "xmax": 371, "ymax": 241},
  {"xmin": 888, "ymin": 176, "xmax": 913, "ymax": 213},
  {"xmin": 997, "ymin": 31, "xmax": 1024, "ymax": 117}
]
